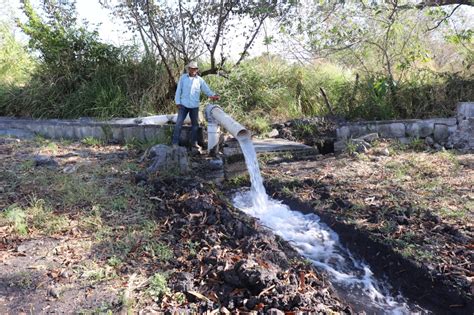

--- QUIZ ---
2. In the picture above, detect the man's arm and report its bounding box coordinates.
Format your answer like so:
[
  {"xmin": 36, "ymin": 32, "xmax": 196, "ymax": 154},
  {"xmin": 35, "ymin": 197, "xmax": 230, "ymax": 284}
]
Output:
[{"xmin": 175, "ymin": 75, "xmax": 183, "ymax": 106}]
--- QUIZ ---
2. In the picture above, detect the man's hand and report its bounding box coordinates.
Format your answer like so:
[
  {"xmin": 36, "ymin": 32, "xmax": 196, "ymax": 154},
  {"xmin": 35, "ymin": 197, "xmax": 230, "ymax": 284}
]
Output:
[
  {"xmin": 176, "ymin": 104, "xmax": 183, "ymax": 108},
  {"xmin": 209, "ymin": 95, "xmax": 220, "ymax": 101}
]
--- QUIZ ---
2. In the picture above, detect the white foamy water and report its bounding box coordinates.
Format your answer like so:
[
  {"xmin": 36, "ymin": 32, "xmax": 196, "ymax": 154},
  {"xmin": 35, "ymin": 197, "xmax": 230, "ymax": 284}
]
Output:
[{"xmin": 233, "ymin": 138, "xmax": 425, "ymax": 314}]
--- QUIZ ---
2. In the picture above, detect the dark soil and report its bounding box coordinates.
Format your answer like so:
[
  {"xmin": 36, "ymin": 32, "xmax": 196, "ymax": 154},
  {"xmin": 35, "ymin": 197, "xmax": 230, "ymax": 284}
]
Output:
[
  {"xmin": 261, "ymin": 148, "xmax": 473, "ymax": 314},
  {"xmin": 0, "ymin": 137, "xmax": 350, "ymax": 313},
  {"xmin": 147, "ymin": 177, "xmax": 350, "ymax": 313},
  {"xmin": 2, "ymin": 136, "xmax": 472, "ymax": 313}
]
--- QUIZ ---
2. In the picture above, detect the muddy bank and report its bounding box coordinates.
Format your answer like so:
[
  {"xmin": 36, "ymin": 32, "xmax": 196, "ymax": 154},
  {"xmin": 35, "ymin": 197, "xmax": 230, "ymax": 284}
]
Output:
[
  {"xmin": 148, "ymin": 177, "xmax": 350, "ymax": 312},
  {"xmin": 262, "ymin": 150, "xmax": 473, "ymax": 315}
]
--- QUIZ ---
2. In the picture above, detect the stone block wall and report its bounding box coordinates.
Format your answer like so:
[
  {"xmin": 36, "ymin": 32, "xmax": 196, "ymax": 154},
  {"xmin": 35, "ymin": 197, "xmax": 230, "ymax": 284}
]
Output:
[
  {"xmin": 335, "ymin": 102, "xmax": 474, "ymax": 152},
  {"xmin": 0, "ymin": 116, "xmax": 204, "ymax": 146}
]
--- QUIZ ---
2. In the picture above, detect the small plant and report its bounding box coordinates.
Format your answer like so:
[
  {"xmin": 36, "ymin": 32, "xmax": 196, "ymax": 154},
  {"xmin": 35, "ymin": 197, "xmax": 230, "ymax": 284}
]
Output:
[
  {"xmin": 187, "ymin": 240, "xmax": 199, "ymax": 256},
  {"xmin": 107, "ymin": 256, "xmax": 122, "ymax": 268},
  {"xmin": 124, "ymin": 133, "xmax": 171, "ymax": 152},
  {"xmin": 280, "ymin": 186, "xmax": 293, "ymax": 197},
  {"xmin": 408, "ymin": 137, "xmax": 426, "ymax": 152},
  {"xmin": 20, "ymin": 159, "xmax": 35, "ymax": 172},
  {"xmin": 81, "ymin": 137, "xmax": 105, "ymax": 147},
  {"xmin": 345, "ymin": 140, "xmax": 358, "ymax": 156},
  {"xmin": 173, "ymin": 292, "xmax": 186, "ymax": 304},
  {"xmin": 142, "ymin": 241, "xmax": 173, "ymax": 261},
  {"xmin": 147, "ymin": 272, "xmax": 170, "ymax": 302},
  {"xmin": 81, "ymin": 262, "xmax": 117, "ymax": 283},
  {"xmin": 4, "ymin": 205, "xmax": 28, "ymax": 235},
  {"xmin": 28, "ymin": 198, "xmax": 69, "ymax": 235},
  {"xmin": 389, "ymin": 139, "xmax": 407, "ymax": 153},
  {"xmin": 9, "ymin": 271, "xmax": 34, "ymax": 289},
  {"xmin": 39, "ymin": 141, "xmax": 59, "ymax": 154},
  {"xmin": 247, "ymin": 116, "xmax": 271, "ymax": 134},
  {"xmin": 225, "ymin": 174, "xmax": 250, "ymax": 189}
]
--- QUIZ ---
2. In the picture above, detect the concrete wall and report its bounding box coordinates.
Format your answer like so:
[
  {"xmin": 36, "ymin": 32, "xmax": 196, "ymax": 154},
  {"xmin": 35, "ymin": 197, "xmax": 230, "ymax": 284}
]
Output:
[
  {"xmin": 0, "ymin": 116, "xmax": 204, "ymax": 146},
  {"xmin": 335, "ymin": 102, "xmax": 474, "ymax": 152}
]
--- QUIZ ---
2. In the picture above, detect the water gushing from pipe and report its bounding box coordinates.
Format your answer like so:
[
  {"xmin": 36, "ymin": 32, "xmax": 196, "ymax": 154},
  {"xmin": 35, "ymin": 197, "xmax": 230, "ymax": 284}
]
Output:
[{"xmin": 205, "ymin": 104, "xmax": 424, "ymax": 313}]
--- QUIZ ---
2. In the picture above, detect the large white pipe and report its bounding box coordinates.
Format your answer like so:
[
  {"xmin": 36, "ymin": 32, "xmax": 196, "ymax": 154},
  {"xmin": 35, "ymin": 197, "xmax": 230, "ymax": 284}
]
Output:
[{"xmin": 205, "ymin": 104, "xmax": 251, "ymax": 153}]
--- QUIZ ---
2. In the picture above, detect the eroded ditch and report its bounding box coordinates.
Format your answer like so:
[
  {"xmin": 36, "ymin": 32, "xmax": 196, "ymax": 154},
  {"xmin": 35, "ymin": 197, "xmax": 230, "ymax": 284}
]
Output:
[
  {"xmin": 265, "ymin": 182, "xmax": 473, "ymax": 315},
  {"xmin": 227, "ymin": 135, "xmax": 472, "ymax": 314}
]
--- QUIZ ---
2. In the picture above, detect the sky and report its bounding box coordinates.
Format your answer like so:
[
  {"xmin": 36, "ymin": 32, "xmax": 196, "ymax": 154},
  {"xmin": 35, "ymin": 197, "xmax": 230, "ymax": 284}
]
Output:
[
  {"xmin": 4, "ymin": 0, "xmax": 275, "ymax": 60},
  {"xmin": 3, "ymin": 0, "xmax": 473, "ymax": 61}
]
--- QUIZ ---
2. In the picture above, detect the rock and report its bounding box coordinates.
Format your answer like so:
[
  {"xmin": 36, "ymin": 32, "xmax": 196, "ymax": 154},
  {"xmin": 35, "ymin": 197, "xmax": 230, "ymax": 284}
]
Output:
[
  {"xmin": 169, "ymin": 272, "xmax": 194, "ymax": 292},
  {"xmin": 425, "ymin": 136, "xmax": 434, "ymax": 146},
  {"xmin": 34, "ymin": 155, "xmax": 59, "ymax": 167},
  {"xmin": 147, "ymin": 144, "xmax": 189, "ymax": 175},
  {"xmin": 245, "ymin": 296, "xmax": 259, "ymax": 310},
  {"xmin": 48, "ymin": 286, "xmax": 60, "ymax": 298},
  {"xmin": 433, "ymin": 124, "xmax": 449, "ymax": 144},
  {"xmin": 208, "ymin": 158, "xmax": 223, "ymax": 170},
  {"xmin": 333, "ymin": 140, "xmax": 346, "ymax": 153},
  {"xmin": 0, "ymin": 137, "xmax": 21, "ymax": 145},
  {"xmin": 134, "ymin": 171, "xmax": 148, "ymax": 184},
  {"xmin": 358, "ymin": 133, "xmax": 379, "ymax": 143},
  {"xmin": 352, "ymin": 139, "xmax": 371, "ymax": 153},
  {"xmin": 0, "ymin": 129, "xmax": 35, "ymax": 139},
  {"xmin": 374, "ymin": 148, "xmax": 390, "ymax": 156},
  {"xmin": 267, "ymin": 129, "xmax": 280, "ymax": 138},
  {"xmin": 62, "ymin": 165, "xmax": 78, "ymax": 174}
]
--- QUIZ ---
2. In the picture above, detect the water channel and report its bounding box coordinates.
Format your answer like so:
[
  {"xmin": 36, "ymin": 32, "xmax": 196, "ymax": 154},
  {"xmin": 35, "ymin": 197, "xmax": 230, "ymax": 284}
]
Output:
[{"xmin": 232, "ymin": 138, "xmax": 427, "ymax": 314}]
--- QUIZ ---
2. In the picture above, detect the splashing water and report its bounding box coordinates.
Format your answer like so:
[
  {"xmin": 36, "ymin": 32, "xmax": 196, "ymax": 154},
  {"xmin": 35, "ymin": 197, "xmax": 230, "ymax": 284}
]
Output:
[{"xmin": 233, "ymin": 138, "xmax": 426, "ymax": 314}]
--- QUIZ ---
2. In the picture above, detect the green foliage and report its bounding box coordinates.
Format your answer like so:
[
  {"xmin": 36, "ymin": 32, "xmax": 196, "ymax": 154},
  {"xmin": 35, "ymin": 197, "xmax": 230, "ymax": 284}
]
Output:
[
  {"xmin": 142, "ymin": 241, "xmax": 173, "ymax": 261},
  {"xmin": 0, "ymin": 23, "xmax": 36, "ymax": 85},
  {"xmin": 208, "ymin": 56, "xmax": 473, "ymax": 129},
  {"xmin": 147, "ymin": 272, "xmax": 170, "ymax": 302},
  {"xmin": 81, "ymin": 136, "xmax": 105, "ymax": 147},
  {"xmin": 3, "ymin": 204, "xmax": 28, "ymax": 235},
  {"xmin": 2, "ymin": 198, "xmax": 69, "ymax": 235},
  {"xmin": 0, "ymin": 1, "xmax": 173, "ymax": 119}
]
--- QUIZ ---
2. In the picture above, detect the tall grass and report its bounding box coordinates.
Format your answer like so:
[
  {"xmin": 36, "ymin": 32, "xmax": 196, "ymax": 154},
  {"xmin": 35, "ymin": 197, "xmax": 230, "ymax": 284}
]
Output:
[
  {"xmin": 207, "ymin": 56, "xmax": 473, "ymax": 132},
  {"xmin": 0, "ymin": 23, "xmax": 36, "ymax": 86},
  {"xmin": 0, "ymin": 52, "xmax": 176, "ymax": 119},
  {"xmin": 0, "ymin": 1, "xmax": 175, "ymax": 120}
]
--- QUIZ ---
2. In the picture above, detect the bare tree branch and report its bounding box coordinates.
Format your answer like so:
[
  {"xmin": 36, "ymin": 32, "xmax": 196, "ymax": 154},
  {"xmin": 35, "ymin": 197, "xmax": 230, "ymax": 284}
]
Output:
[{"xmin": 427, "ymin": 4, "xmax": 462, "ymax": 31}]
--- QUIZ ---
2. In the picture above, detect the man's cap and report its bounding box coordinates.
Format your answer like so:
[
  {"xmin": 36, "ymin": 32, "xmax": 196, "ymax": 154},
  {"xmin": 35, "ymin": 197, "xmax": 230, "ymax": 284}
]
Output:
[{"xmin": 187, "ymin": 61, "xmax": 199, "ymax": 69}]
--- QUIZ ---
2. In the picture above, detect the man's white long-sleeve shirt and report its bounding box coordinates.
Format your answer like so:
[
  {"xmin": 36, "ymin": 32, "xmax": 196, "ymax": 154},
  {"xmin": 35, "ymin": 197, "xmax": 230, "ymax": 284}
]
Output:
[{"xmin": 175, "ymin": 74, "xmax": 215, "ymax": 109}]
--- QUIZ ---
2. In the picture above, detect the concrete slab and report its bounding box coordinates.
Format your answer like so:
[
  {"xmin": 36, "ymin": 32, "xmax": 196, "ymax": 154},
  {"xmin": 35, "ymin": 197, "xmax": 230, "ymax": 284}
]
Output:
[{"xmin": 252, "ymin": 138, "xmax": 314, "ymax": 153}]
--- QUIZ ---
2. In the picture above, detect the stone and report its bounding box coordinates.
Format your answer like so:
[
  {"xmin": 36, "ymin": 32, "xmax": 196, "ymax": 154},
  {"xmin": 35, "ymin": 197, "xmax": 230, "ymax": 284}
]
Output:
[
  {"xmin": 169, "ymin": 272, "xmax": 194, "ymax": 292},
  {"xmin": 358, "ymin": 133, "xmax": 379, "ymax": 143},
  {"xmin": 425, "ymin": 137, "xmax": 434, "ymax": 146},
  {"xmin": 0, "ymin": 128, "xmax": 35, "ymax": 139},
  {"xmin": 352, "ymin": 139, "xmax": 370, "ymax": 153},
  {"xmin": 267, "ymin": 308, "xmax": 284, "ymax": 315},
  {"xmin": 336, "ymin": 126, "xmax": 350, "ymax": 140},
  {"xmin": 147, "ymin": 144, "xmax": 189, "ymax": 175},
  {"xmin": 34, "ymin": 155, "xmax": 59, "ymax": 168},
  {"xmin": 398, "ymin": 137, "xmax": 411, "ymax": 145},
  {"xmin": 48, "ymin": 286, "xmax": 60, "ymax": 298},
  {"xmin": 374, "ymin": 148, "xmax": 390, "ymax": 156},
  {"xmin": 371, "ymin": 123, "xmax": 405, "ymax": 138},
  {"xmin": 333, "ymin": 140, "xmax": 346, "ymax": 153},
  {"xmin": 433, "ymin": 124, "xmax": 449, "ymax": 144},
  {"xmin": 62, "ymin": 165, "xmax": 78, "ymax": 174},
  {"xmin": 457, "ymin": 102, "xmax": 474, "ymax": 120},
  {"xmin": 348, "ymin": 124, "xmax": 369, "ymax": 138},
  {"xmin": 267, "ymin": 129, "xmax": 279, "ymax": 138}
]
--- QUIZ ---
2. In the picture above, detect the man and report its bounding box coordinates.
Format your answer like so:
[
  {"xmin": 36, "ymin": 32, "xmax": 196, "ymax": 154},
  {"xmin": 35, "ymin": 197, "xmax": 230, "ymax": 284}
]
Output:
[{"xmin": 172, "ymin": 61, "xmax": 220, "ymax": 149}]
